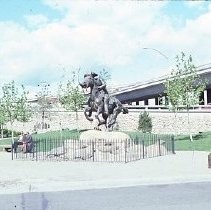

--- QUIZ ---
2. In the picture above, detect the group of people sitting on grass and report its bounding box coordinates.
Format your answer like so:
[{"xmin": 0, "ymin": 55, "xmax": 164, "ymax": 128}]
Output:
[{"xmin": 13, "ymin": 131, "xmax": 34, "ymax": 153}]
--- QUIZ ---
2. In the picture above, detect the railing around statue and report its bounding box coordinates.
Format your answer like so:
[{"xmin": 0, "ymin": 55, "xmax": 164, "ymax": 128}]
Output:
[{"xmin": 12, "ymin": 135, "xmax": 175, "ymax": 163}]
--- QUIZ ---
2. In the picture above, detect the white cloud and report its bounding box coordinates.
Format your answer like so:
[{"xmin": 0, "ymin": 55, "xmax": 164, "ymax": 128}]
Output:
[
  {"xmin": 185, "ymin": 1, "xmax": 205, "ymax": 8},
  {"xmin": 143, "ymin": 7, "xmax": 211, "ymax": 67},
  {"xmin": 0, "ymin": 1, "xmax": 211, "ymax": 90},
  {"xmin": 24, "ymin": 14, "xmax": 49, "ymax": 27}
]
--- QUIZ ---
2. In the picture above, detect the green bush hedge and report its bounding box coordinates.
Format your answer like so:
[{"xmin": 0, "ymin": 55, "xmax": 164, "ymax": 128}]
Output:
[
  {"xmin": 1, "ymin": 129, "xmax": 21, "ymax": 138},
  {"xmin": 138, "ymin": 111, "xmax": 152, "ymax": 133}
]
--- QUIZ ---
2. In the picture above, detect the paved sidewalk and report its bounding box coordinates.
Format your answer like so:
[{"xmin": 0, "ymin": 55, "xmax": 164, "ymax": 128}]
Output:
[{"xmin": 0, "ymin": 151, "xmax": 211, "ymax": 194}]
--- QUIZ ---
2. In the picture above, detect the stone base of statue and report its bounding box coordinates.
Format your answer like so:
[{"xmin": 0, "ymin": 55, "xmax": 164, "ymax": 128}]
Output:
[
  {"xmin": 80, "ymin": 130, "xmax": 130, "ymax": 141},
  {"xmin": 79, "ymin": 130, "xmax": 131, "ymax": 155}
]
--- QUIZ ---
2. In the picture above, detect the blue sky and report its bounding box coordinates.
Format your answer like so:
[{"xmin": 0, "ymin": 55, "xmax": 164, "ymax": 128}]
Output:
[
  {"xmin": 162, "ymin": 1, "xmax": 209, "ymax": 26},
  {"xmin": 0, "ymin": 0, "xmax": 62, "ymax": 23},
  {"xmin": 0, "ymin": 0, "xmax": 211, "ymax": 95}
]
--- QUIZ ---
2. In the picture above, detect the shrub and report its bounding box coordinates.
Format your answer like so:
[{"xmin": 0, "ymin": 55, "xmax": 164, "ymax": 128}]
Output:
[
  {"xmin": 138, "ymin": 111, "xmax": 152, "ymax": 133},
  {"xmin": 2, "ymin": 129, "xmax": 21, "ymax": 138}
]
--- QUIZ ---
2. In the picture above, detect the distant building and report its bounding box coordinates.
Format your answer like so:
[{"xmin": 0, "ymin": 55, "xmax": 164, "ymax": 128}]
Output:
[{"xmin": 112, "ymin": 64, "xmax": 211, "ymax": 106}]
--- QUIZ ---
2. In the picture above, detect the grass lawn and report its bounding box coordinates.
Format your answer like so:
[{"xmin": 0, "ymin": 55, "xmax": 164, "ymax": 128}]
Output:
[
  {"xmin": 0, "ymin": 129, "xmax": 87, "ymax": 152},
  {"xmin": 1, "ymin": 129, "xmax": 211, "ymax": 152},
  {"xmin": 32, "ymin": 128, "xmax": 84, "ymax": 140},
  {"xmin": 175, "ymin": 131, "xmax": 211, "ymax": 151},
  {"xmin": 0, "ymin": 129, "xmax": 83, "ymax": 146},
  {"xmin": 124, "ymin": 131, "xmax": 172, "ymax": 140},
  {"xmin": 0, "ymin": 137, "xmax": 12, "ymax": 145}
]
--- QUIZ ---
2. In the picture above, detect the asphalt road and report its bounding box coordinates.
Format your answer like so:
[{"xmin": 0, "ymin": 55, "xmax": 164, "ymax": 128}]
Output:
[{"xmin": 1, "ymin": 181, "xmax": 211, "ymax": 210}]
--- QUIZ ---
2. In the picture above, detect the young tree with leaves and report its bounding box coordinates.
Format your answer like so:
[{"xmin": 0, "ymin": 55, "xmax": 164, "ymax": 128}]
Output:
[
  {"xmin": 16, "ymin": 85, "xmax": 32, "ymax": 131},
  {"xmin": 99, "ymin": 68, "xmax": 111, "ymax": 83},
  {"xmin": 36, "ymin": 82, "xmax": 52, "ymax": 130},
  {"xmin": 164, "ymin": 52, "xmax": 206, "ymax": 141},
  {"xmin": 1, "ymin": 81, "xmax": 32, "ymax": 142},
  {"xmin": 0, "ymin": 101, "xmax": 8, "ymax": 139},
  {"xmin": 1, "ymin": 81, "xmax": 19, "ymax": 142},
  {"xmin": 59, "ymin": 71, "xmax": 85, "ymax": 133}
]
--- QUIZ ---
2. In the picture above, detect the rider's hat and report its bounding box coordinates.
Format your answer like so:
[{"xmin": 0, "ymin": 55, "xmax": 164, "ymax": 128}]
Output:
[{"xmin": 91, "ymin": 72, "xmax": 98, "ymax": 78}]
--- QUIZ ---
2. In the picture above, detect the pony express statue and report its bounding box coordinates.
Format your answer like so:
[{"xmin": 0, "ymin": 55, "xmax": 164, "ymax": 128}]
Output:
[{"xmin": 79, "ymin": 72, "xmax": 128, "ymax": 130}]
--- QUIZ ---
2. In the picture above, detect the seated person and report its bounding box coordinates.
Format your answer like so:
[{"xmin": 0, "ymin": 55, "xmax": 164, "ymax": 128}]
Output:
[
  {"xmin": 13, "ymin": 131, "xmax": 34, "ymax": 153},
  {"xmin": 12, "ymin": 131, "xmax": 24, "ymax": 153},
  {"xmin": 25, "ymin": 132, "xmax": 34, "ymax": 153},
  {"xmin": 21, "ymin": 133, "xmax": 28, "ymax": 153}
]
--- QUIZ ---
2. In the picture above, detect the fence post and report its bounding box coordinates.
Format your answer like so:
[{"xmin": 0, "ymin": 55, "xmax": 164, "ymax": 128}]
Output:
[
  {"xmin": 158, "ymin": 138, "xmax": 161, "ymax": 156},
  {"xmin": 11, "ymin": 142, "xmax": 13, "ymax": 160},
  {"xmin": 92, "ymin": 141, "xmax": 95, "ymax": 162},
  {"xmin": 63, "ymin": 140, "xmax": 65, "ymax": 161},
  {"xmin": 171, "ymin": 135, "xmax": 176, "ymax": 154},
  {"xmin": 208, "ymin": 153, "xmax": 211, "ymax": 168},
  {"xmin": 42, "ymin": 139, "xmax": 45, "ymax": 160},
  {"xmin": 36, "ymin": 140, "xmax": 38, "ymax": 161},
  {"xmin": 124, "ymin": 139, "xmax": 127, "ymax": 163},
  {"xmin": 32, "ymin": 142, "xmax": 34, "ymax": 160}
]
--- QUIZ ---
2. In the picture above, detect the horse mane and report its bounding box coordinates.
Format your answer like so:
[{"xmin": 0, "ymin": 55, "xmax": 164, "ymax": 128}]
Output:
[{"xmin": 84, "ymin": 74, "xmax": 90, "ymax": 78}]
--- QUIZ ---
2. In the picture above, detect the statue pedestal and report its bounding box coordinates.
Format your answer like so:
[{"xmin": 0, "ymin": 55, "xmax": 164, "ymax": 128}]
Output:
[
  {"xmin": 79, "ymin": 130, "xmax": 131, "ymax": 155},
  {"xmin": 79, "ymin": 130, "xmax": 130, "ymax": 141}
]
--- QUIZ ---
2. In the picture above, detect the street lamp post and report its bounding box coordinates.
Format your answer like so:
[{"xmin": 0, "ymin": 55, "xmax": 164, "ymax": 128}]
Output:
[
  {"xmin": 142, "ymin": 47, "xmax": 169, "ymax": 61},
  {"xmin": 142, "ymin": 47, "xmax": 170, "ymax": 106}
]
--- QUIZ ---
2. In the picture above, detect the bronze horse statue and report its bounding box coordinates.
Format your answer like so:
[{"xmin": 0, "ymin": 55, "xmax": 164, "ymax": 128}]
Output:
[{"xmin": 79, "ymin": 72, "xmax": 128, "ymax": 129}]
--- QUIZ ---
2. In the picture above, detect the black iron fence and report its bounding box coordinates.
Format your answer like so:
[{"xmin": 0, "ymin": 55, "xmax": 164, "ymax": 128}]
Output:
[{"xmin": 12, "ymin": 134, "xmax": 175, "ymax": 163}]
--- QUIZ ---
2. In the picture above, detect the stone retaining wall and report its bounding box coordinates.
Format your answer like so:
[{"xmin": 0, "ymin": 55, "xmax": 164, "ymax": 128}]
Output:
[
  {"xmin": 6, "ymin": 110, "xmax": 211, "ymax": 134},
  {"xmin": 117, "ymin": 110, "xmax": 211, "ymax": 134}
]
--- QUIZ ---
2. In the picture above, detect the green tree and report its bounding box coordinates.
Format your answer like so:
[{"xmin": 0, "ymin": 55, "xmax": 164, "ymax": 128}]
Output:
[
  {"xmin": 1, "ymin": 81, "xmax": 32, "ymax": 142},
  {"xmin": 59, "ymin": 71, "xmax": 85, "ymax": 132},
  {"xmin": 36, "ymin": 82, "xmax": 52, "ymax": 130},
  {"xmin": 138, "ymin": 111, "xmax": 152, "ymax": 133},
  {"xmin": 164, "ymin": 52, "xmax": 206, "ymax": 141},
  {"xmin": 99, "ymin": 68, "xmax": 111, "ymax": 83},
  {"xmin": 0, "ymin": 101, "xmax": 8, "ymax": 139},
  {"xmin": 16, "ymin": 85, "xmax": 32, "ymax": 131},
  {"xmin": 1, "ymin": 81, "xmax": 19, "ymax": 142},
  {"xmin": 1, "ymin": 81, "xmax": 30, "ymax": 142}
]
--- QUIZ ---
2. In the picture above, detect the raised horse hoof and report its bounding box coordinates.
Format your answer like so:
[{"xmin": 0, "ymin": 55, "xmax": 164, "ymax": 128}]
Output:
[{"xmin": 94, "ymin": 127, "xmax": 101, "ymax": 131}]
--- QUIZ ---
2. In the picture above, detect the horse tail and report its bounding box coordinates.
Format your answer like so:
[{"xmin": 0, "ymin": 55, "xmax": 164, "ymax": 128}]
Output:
[
  {"xmin": 122, "ymin": 106, "xmax": 128, "ymax": 114},
  {"xmin": 113, "ymin": 97, "xmax": 128, "ymax": 114},
  {"xmin": 84, "ymin": 107, "xmax": 93, "ymax": 121}
]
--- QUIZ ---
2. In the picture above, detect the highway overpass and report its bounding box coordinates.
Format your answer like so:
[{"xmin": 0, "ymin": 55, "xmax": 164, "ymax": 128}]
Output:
[{"xmin": 111, "ymin": 64, "xmax": 211, "ymax": 106}]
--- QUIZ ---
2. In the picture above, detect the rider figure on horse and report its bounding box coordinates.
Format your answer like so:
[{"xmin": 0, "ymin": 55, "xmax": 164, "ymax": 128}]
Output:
[
  {"xmin": 92, "ymin": 72, "xmax": 109, "ymax": 116},
  {"xmin": 80, "ymin": 72, "xmax": 128, "ymax": 129}
]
